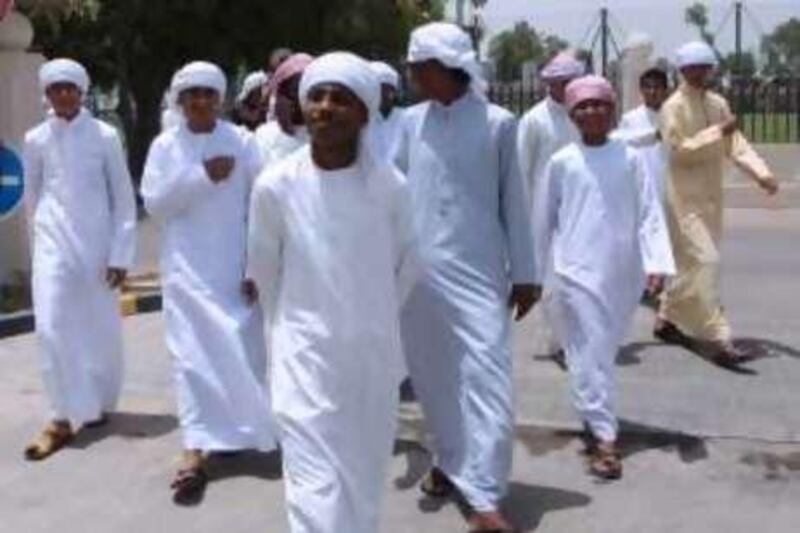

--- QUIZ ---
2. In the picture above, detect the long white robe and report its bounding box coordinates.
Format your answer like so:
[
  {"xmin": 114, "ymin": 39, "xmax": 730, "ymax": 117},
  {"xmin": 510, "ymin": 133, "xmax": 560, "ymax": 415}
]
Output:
[
  {"xmin": 517, "ymin": 96, "xmax": 580, "ymax": 353},
  {"xmin": 23, "ymin": 108, "xmax": 137, "ymax": 427},
  {"xmin": 254, "ymin": 121, "xmax": 308, "ymax": 169},
  {"xmin": 247, "ymin": 148, "xmax": 417, "ymax": 533},
  {"xmin": 535, "ymin": 140, "xmax": 674, "ymax": 442},
  {"xmin": 517, "ymin": 96, "xmax": 580, "ymax": 214},
  {"xmin": 396, "ymin": 91, "xmax": 535, "ymax": 512},
  {"xmin": 617, "ymin": 104, "xmax": 669, "ymax": 203},
  {"xmin": 141, "ymin": 120, "xmax": 276, "ymax": 451}
]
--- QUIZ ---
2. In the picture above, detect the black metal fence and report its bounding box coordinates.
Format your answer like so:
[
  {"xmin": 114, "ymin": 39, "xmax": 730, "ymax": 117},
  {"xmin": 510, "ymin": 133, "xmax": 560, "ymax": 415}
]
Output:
[
  {"xmin": 725, "ymin": 77, "xmax": 800, "ymax": 144},
  {"xmin": 488, "ymin": 76, "xmax": 800, "ymax": 144}
]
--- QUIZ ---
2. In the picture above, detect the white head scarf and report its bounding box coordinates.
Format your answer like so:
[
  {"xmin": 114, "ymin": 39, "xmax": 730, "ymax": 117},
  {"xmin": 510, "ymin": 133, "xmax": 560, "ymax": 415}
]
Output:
[
  {"xmin": 541, "ymin": 51, "xmax": 586, "ymax": 81},
  {"xmin": 676, "ymin": 41, "xmax": 718, "ymax": 68},
  {"xmin": 39, "ymin": 58, "xmax": 90, "ymax": 95},
  {"xmin": 407, "ymin": 22, "xmax": 487, "ymax": 96},
  {"xmin": 171, "ymin": 61, "xmax": 227, "ymax": 102},
  {"xmin": 370, "ymin": 61, "xmax": 400, "ymax": 89},
  {"xmin": 299, "ymin": 51, "xmax": 389, "ymax": 170},
  {"xmin": 237, "ymin": 70, "xmax": 269, "ymax": 103}
]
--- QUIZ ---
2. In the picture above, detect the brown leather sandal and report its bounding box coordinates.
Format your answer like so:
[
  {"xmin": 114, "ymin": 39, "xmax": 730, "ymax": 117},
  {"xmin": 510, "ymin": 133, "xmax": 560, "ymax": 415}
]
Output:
[
  {"xmin": 24, "ymin": 423, "xmax": 74, "ymax": 461},
  {"xmin": 588, "ymin": 445, "xmax": 623, "ymax": 480},
  {"xmin": 171, "ymin": 465, "xmax": 208, "ymax": 505}
]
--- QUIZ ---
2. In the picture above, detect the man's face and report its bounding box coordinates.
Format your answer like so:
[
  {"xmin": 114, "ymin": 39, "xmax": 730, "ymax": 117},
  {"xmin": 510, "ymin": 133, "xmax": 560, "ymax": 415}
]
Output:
[
  {"xmin": 276, "ymin": 74, "xmax": 304, "ymax": 132},
  {"xmin": 680, "ymin": 64, "xmax": 713, "ymax": 89},
  {"xmin": 179, "ymin": 87, "xmax": 220, "ymax": 129},
  {"xmin": 380, "ymin": 84, "xmax": 397, "ymax": 117},
  {"xmin": 45, "ymin": 82, "xmax": 82, "ymax": 118},
  {"xmin": 239, "ymin": 89, "xmax": 266, "ymax": 125},
  {"xmin": 547, "ymin": 79, "xmax": 571, "ymax": 104},
  {"xmin": 304, "ymin": 82, "xmax": 367, "ymax": 150},
  {"xmin": 640, "ymin": 77, "xmax": 668, "ymax": 110},
  {"xmin": 407, "ymin": 60, "xmax": 449, "ymax": 101},
  {"xmin": 570, "ymin": 99, "xmax": 615, "ymax": 138}
]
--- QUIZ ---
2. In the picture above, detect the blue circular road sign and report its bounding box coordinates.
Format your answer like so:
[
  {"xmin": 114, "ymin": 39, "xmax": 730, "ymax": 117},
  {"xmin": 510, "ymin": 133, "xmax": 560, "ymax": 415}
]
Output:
[{"xmin": 0, "ymin": 144, "xmax": 24, "ymax": 220}]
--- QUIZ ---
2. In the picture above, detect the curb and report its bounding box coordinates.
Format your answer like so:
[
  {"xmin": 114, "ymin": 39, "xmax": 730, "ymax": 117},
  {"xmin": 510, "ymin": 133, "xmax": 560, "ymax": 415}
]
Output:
[{"xmin": 0, "ymin": 289, "xmax": 162, "ymax": 340}]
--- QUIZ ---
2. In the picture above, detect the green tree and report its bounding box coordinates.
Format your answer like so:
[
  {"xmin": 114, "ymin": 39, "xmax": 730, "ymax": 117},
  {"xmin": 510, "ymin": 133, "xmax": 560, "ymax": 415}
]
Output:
[
  {"xmin": 723, "ymin": 51, "xmax": 756, "ymax": 78},
  {"xmin": 488, "ymin": 21, "xmax": 567, "ymax": 82},
  {"xmin": 684, "ymin": 2, "xmax": 724, "ymax": 65},
  {"xmin": 20, "ymin": 0, "xmax": 434, "ymax": 182},
  {"xmin": 762, "ymin": 17, "xmax": 800, "ymax": 76},
  {"xmin": 685, "ymin": 2, "xmax": 713, "ymax": 44}
]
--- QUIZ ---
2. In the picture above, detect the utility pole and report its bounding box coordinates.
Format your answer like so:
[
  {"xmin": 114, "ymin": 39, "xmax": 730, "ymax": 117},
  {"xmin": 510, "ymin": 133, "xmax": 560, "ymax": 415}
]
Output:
[
  {"xmin": 734, "ymin": 1, "xmax": 743, "ymax": 76},
  {"xmin": 600, "ymin": 7, "xmax": 609, "ymax": 76},
  {"xmin": 455, "ymin": 0, "xmax": 465, "ymax": 26}
]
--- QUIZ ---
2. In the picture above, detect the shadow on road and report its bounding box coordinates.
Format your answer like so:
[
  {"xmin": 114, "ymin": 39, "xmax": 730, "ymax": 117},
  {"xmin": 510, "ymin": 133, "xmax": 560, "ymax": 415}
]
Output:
[
  {"xmin": 618, "ymin": 336, "xmax": 797, "ymax": 376},
  {"xmin": 733, "ymin": 337, "xmax": 800, "ymax": 360},
  {"xmin": 516, "ymin": 425, "xmax": 576, "ymax": 457},
  {"xmin": 206, "ymin": 449, "xmax": 283, "ymax": 482},
  {"xmin": 516, "ymin": 420, "xmax": 709, "ymax": 465},
  {"xmin": 69, "ymin": 411, "xmax": 177, "ymax": 449},
  {"xmin": 617, "ymin": 341, "xmax": 664, "ymax": 366},
  {"xmin": 617, "ymin": 419, "xmax": 709, "ymax": 464},
  {"xmin": 502, "ymin": 482, "xmax": 591, "ymax": 532}
]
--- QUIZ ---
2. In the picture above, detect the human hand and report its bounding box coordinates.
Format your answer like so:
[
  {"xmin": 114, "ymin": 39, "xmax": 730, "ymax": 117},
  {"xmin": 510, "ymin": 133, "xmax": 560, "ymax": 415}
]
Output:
[
  {"xmin": 756, "ymin": 175, "xmax": 779, "ymax": 196},
  {"xmin": 719, "ymin": 115, "xmax": 738, "ymax": 136},
  {"xmin": 204, "ymin": 156, "xmax": 235, "ymax": 183},
  {"xmin": 645, "ymin": 274, "xmax": 665, "ymax": 297},
  {"xmin": 106, "ymin": 267, "xmax": 127, "ymax": 290},
  {"xmin": 241, "ymin": 278, "xmax": 259, "ymax": 306}
]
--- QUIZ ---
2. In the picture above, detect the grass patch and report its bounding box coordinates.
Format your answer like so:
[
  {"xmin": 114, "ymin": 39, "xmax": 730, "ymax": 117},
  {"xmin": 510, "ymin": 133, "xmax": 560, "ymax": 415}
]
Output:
[{"xmin": 739, "ymin": 113, "xmax": 799, "ymax": 144}]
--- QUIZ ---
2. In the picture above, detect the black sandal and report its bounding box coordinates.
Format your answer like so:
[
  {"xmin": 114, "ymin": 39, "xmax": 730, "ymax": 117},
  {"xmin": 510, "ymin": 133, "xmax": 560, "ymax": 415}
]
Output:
[
  {"xmin": 653, "ymin": 320, "xmax": 688, "ymax": 345},
  {"xmin": 420, "ymin": 467, "xmax": 455, "ymax": 498}
]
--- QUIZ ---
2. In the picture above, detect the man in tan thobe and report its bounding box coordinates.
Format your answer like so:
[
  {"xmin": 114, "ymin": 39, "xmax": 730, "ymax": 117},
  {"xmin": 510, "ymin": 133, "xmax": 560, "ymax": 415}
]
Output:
[{"xmin": 655, "ymin": 41, "xmax": 779, "ymax": 364}]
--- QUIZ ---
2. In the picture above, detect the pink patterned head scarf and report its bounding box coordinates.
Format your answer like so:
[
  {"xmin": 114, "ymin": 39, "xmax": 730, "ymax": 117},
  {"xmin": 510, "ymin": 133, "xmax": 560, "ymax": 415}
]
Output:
[
  {"xmin": 564, "ymin": 75, "xmax": 616, "ymax": 111},
  {"xmin": 267, "ymin": 53, "xmax": 314, "ymax": 95},
  {"xmin": 541, "ymin": 51, "xmax": 586, "ymax": 81}
]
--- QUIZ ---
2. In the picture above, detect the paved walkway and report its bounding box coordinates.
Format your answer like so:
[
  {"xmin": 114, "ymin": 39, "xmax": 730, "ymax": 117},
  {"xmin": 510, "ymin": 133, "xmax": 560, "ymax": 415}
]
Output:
[{"xmin": 1, "ymin": 208, "xmax": 799, "ymax": 532}]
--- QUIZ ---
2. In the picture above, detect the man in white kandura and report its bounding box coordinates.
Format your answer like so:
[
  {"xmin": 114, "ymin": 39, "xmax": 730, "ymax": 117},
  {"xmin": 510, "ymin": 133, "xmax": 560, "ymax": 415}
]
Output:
[
  {"xmin": 141, "ymin": 61, "xmax": 276, "ymax": 504},
  {"xmin": 254, "ymin": 53, "xmax": 313, "ymax": 167},
  {"xmin": 369, "ymin": 60, "xmax": 405, "ymax": 156},
  {"xmin": 247, "ymin": 52, "xmax": 418, "ymax": 533},
  {"xmin": 397, "ymin": 22, "xmax": 539, "ymax": 532},
  {"xmin": 517, "ymin": 51, "xmax": 585, "ymax": 359},
  {"xmin": 536, "ymin": 75, "xmax": 675, "ymax": 480},
  {"xmin": 23, "ymin": 58, "xmax": 137, "ymax": 461},
  {"xmin": 233, "ymin": 70, "xmax": 269, "ymax": 132},
  {"xmin": 517, "ymin": 50, "xmax": 585, "ymax": 207},
  {"xmin": 616, "ymin": 67, "xmax": 671, "ymax": 204}
]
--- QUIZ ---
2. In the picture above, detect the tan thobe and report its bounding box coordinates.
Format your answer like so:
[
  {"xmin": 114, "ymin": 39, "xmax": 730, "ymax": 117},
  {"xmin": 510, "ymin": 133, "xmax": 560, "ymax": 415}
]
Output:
[{"xmin": 659, "ymin": 83, "xmax": 772, "ymax": 342}]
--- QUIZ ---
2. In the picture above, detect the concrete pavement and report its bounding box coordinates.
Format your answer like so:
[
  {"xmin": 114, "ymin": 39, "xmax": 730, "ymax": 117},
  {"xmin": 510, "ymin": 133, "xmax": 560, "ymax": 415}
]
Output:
[{"xmin": 1, "ymin": 207, "xmax": 799, "ymax": 532}]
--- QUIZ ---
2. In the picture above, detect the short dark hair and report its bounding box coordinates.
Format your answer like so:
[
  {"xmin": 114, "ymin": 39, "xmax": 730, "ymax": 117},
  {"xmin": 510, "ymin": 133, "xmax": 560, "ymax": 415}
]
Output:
[{"xmin": 640, "ymin": 67, "xmax": 668, "ymax": 88}]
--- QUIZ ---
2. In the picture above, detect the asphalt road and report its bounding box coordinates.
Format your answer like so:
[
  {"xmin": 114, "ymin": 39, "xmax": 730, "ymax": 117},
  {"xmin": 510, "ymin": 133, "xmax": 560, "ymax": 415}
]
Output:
[{"xmin": 1, "ymin": 207, "xmax": 798, "ymax": 532}]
